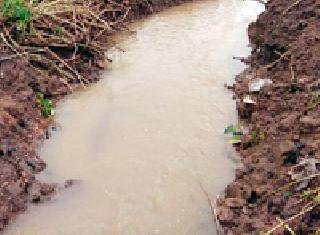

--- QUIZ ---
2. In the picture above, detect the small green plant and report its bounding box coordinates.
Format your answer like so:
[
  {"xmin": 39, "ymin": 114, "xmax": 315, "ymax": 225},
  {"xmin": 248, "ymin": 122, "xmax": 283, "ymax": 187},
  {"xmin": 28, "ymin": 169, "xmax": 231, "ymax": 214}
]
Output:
[
  {"xmin": 54, "ymin": 26, "xmax": 64, "ymax": 36},
  {"xmin": 1, "ymin": 0, "xmax": 32, "ymax": 34},
  {"xmin": 36, "ymin": 92, "xmax": 54, "ymax": 118},
  {"xmin": 251, "ymin": 130, "xmax": 258, "ymax": 142},
  {"xmin": 303, "ymin": 188, "xmax": 320, "ymax": 205},
  {"xmin": 224, "ymin": 125, "xmax": 266, "ymax": 146},
  {"xmin": 250, "ymin": 130, "xmax": 266, "ymax": 144},
  {"xmin": 1, "ymin": 0, "xmax": 32, "ymax": 20},
  {"xmin": 224, "ymin": 124, "xmax": 241, "ymax": 144}
]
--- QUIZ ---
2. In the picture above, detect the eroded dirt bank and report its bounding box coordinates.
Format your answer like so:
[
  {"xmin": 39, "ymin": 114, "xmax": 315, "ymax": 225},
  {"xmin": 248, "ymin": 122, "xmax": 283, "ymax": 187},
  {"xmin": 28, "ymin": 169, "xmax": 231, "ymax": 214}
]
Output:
[
  {"xmin": 217, "ymin": 0, "xmax": 320, "ymax": 234},
  {"xmin": 0, "ymin": 0, "xmax": 191, "ymax": 230},
  {"xmin": 4, "ymin": 2, "xmax": 264, "ymax": 233}
]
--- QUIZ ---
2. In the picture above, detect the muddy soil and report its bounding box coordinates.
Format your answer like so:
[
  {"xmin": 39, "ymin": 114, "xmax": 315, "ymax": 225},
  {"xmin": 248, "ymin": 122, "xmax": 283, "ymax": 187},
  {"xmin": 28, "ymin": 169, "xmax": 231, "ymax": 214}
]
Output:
[
  {"xmin": 1, "ymin": 0, "xmax": 319, "ymax": 233},
  {"xmin": 217, "ymin": 0, "xmax": 320, "ymax": 234},
  {"xmin": 0, "ymin": 0, "xmax": 190, "ymax": 231}
]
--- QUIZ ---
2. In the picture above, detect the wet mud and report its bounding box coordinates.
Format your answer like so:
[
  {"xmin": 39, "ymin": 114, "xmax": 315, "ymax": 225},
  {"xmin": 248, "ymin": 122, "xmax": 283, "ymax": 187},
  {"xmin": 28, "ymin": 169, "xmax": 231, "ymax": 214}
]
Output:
[
  {"xmin": 0, "ymin": 0, "xmax": 191, "ymax": 230},
  {"xmin": 217, "ymin": 0, "xmax": 320, "ymax": 234},
  {"xmin": 3, "ymin": 1, "xmax": 263, "ymax": 234},
  {"xmin": 1, "ymin": 0, "xmax": 318, "ymax": 233}
]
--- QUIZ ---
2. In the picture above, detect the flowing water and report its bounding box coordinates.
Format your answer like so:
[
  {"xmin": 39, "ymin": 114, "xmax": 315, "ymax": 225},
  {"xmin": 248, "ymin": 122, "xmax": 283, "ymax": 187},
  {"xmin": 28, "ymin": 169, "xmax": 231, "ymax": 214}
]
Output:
[{"xmin": 6, "ymin": 1, "xmax": 263, "ymax": 234}]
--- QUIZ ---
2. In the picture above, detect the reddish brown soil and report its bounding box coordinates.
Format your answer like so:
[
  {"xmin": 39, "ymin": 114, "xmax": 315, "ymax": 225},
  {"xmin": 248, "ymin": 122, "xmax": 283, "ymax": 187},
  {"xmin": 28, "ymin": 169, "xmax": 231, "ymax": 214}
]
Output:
[
  {"xmin": 0, "ymin": 0, "xmax": 189, "ymax": 231},
  {"xmin": 217, "ymin": 0, "xmax": 320, "ymax": 234}
]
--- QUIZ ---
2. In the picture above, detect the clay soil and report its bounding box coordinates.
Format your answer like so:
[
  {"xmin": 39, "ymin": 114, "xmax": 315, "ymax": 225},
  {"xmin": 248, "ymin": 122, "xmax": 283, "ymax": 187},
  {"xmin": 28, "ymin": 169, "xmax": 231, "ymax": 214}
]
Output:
[
  {"xmin": 0, "ymin": 0, "xmax": 189, "ymax": 231},
  {"xmin": 1, "ymin": 0, "xmax": 319, "ymax": 233},
  {"xmin": 217, "ymin": 0, "xmax": 320, "ymax": 234}
]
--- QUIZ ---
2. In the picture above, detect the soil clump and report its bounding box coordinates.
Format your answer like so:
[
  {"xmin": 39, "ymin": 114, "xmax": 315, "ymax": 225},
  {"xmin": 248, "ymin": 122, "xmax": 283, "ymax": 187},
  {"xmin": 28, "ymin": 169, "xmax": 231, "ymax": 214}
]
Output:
[{"xmin": 217, "ymin": 0, "xmax": 320, "ymax": 234}]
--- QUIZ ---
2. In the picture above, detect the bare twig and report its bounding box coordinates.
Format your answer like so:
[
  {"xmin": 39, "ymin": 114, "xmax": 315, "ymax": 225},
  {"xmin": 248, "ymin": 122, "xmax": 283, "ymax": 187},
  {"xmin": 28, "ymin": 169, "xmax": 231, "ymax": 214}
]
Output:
[
  {"xmin": 44, "ymin": 47, "xmax": 86, "ymax": 85},
  {"xmin": 290, "ymin": 54, "xmax": 295, "ymax": 81},
  {"xmin": 261, "ymin": 50, "xmax": 292, "ymax": 71},
  {"xmin": 266, "ymin": 203, "xmax": 316, "ymax": 234},
  {"xmin": 1, "ymin": 0, "xmax": 131, "ymax": 88},
  {"xmin": 274, "ymin": 173, "xmax": 320, "ymax": 194},
  {"xmin": 283, "ymin": 0, "xmax": 304, "ymax": 15}
]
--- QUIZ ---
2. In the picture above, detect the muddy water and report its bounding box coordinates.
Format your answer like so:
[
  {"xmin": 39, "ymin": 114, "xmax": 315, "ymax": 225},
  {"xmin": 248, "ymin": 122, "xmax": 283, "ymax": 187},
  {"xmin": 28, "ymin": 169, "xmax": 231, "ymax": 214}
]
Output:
[{"xmin": 6, "ymin": 1, "xmax": 263, "ymax": 234}]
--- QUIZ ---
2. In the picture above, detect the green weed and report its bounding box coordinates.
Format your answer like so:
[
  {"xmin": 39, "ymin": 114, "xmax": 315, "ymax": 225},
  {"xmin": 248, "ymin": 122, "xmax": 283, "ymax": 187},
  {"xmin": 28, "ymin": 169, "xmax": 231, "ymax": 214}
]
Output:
[
  {"xmin": 251, "ymin": 130, "xmax": 258, "ymax": 142},
  {"xmin": 224, "ymin": 124, "xmax": 266, "ymax": 146},
  {"xmin": 224, "ymin": 124, "xmax": 241, "ymax": 144},
  {"xmin": 36, "ymin": 92, "xmax": 54, "ymax": 118},
  {"xmin": 1, "ymin": 0, "xmax": 32, "ymax": 34},
  {"xmin": 303, "ymin": 188, "xmax": 320, "ymax": 205},
  {"xmin": 54, "ymin": 26, "xmax": 64, "ymax": 36},
  {"xmin": 1, "ymin": 0, "xmax": 32, "ymax": 20},
  {"xmin": 251, "ymin": 130, "xmax": 266, "ymax": 144}
]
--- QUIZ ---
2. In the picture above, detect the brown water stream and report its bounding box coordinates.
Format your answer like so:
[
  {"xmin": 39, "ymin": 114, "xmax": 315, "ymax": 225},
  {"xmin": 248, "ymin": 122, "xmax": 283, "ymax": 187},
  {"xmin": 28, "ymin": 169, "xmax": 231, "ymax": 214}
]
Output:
[{"xmin": 6, "ymin": 1, "xmax": 263, "ymax": 234}]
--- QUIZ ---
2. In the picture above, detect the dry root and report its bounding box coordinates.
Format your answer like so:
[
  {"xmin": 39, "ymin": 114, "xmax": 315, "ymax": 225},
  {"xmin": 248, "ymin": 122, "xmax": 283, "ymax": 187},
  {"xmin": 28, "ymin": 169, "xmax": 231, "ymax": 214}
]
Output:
[{"xmin": 0, "ymin": 0, "xmax": 132, "ymax": 88}]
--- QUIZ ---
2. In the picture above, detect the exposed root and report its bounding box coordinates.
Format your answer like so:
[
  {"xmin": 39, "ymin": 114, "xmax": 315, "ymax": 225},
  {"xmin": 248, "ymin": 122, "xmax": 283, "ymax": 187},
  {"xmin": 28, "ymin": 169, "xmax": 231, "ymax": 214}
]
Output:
[{"xmin": 0, "ymin": 0, "xmax": 132, "ymax": 88}]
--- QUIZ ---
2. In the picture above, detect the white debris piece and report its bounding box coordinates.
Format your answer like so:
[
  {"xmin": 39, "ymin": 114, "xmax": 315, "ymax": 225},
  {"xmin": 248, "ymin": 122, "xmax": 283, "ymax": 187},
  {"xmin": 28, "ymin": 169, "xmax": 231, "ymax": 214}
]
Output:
[
  {"xmin": 248, "ymin": 78, "xmax": 272, "ymax": 92},
  {"xmin": 243, "ymin": 95, "xmax": 256, "ymax": 104}
]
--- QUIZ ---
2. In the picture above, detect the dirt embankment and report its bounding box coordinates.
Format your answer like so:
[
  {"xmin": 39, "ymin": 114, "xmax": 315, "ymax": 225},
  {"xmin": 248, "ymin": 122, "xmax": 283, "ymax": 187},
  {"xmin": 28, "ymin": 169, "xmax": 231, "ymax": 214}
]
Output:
[
  {"xmin": 0, "ymin": 0, "xmax": 189, "ymax": 231},
  {"xmin": 217, "ymin": 0, "xmax": 320, "ymax": 234}
]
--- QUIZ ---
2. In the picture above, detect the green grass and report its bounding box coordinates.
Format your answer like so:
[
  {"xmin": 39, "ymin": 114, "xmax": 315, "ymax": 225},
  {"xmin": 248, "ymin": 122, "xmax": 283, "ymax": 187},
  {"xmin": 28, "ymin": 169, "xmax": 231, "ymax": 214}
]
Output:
[
  {"xmin": 36, "ymin": 92, "xmax": 53, "ymax": 118},
  {"xmin": 224, "ymin": 124, "xmax": 241, "ymax": 144},
  {"xmin": 1, "ymin": 0, "xmax": 32, "ymax": 20},
  {"xmin": 1, "ymin": 0, "xmax": 32, "ymax": 34}
]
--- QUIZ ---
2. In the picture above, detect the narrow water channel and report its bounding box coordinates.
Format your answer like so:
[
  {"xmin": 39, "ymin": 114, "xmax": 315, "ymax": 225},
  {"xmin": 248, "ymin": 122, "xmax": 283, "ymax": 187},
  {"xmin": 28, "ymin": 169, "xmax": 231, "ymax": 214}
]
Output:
[{"xmin": 6, "ymin": 1, "xmax": 263, "ymax": 234}]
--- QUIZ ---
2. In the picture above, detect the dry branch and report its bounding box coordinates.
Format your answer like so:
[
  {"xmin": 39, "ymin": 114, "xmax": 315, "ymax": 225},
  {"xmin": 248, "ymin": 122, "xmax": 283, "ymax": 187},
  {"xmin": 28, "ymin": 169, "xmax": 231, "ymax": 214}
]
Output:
[{"xmin": 0, "ymin": 0, "xmax": 132, "ymax": 88}]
